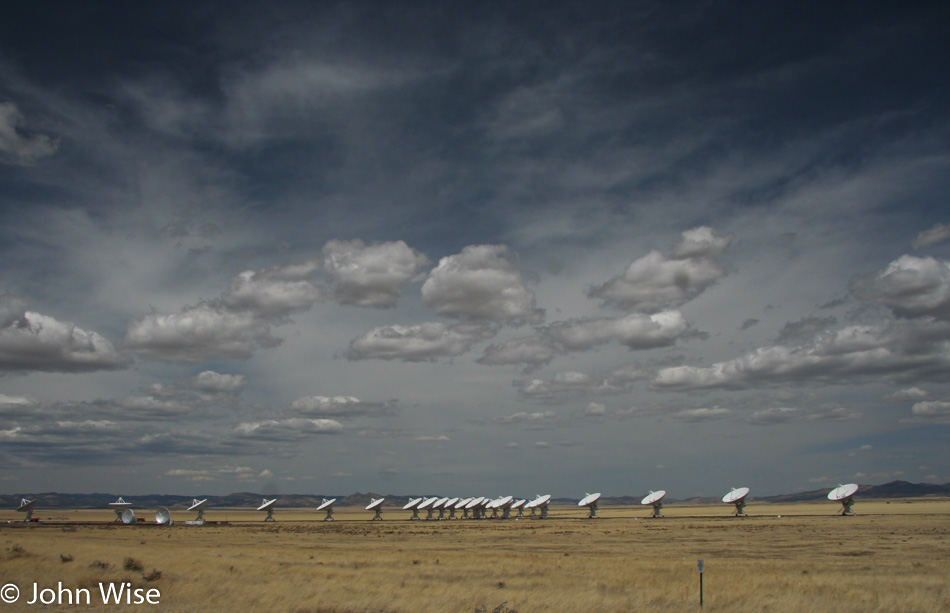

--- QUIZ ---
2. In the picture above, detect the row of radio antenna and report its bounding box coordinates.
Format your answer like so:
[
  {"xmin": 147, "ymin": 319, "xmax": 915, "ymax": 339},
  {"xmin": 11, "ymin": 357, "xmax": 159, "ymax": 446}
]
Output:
[{"xmin": 11, "ymin": 485, "xmax": 860, "ymax": 524}]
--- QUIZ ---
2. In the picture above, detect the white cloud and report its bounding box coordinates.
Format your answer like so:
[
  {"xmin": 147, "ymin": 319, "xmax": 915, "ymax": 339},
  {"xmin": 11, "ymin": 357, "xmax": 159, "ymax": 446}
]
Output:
[
  {"xmin": 654, "ymin": 319, "xmax": 950, "ymax": 390},
  {"xmin": 189, "ymin": 371, "xmax": 247, "ymax": 394},
  {"xmin": 476, "ymin": 335, "xmax": 558, "ymax": 371},
  {"xmin": 0, "ymin": 308, "xmax": 130, "ymax": 373},
  {"xmin": 0, "ymin": 394, "xmax": 37, "ymax": 407},
  {"xmin": 221, "ymin": 264, "xmax": 322, "ymax": 318},
  {"xmin": 495, "ymin": 410, "xmax": 558, "ymax": 424},
  {"xmin": 0, "ymin": 101, "xmax": 58, "ymax": 165},
  {"xmin": 123, "ymin": 260, "xmax": 323, "ymax": 361},
  {"xmin": 421, "ymin": 245, "xmax": 543, "ymax": 323},
  {"xmin": 748, "ymin": 407, "xmax": 801, "ymax": 425},
  {"xmin": 545, "ymin": 310, "xmax": 688, "ymax": 351},
  {"xmin": 852, "ymin": 255, "xmax": 950, "ymax": 321},
  {"xmin": 886, "ymin": 387, "xmax": 928, "ymax": 401},
  {"xmin": 912, "ymin": 222, "xmax": 950, "ymax": 249},
  {"xmin": 675, "ymin": 407, "xmax": 732, "ymax": 422},
  {"xmin": 322, "ymin": 239, "xmax": 429, "ymax": 307},
  {"xmin": 589, "ymin": 226, "xmax": 733, "ymax": 312},
  {"xmin": 346, "ymin": 321, "xmax": 495, "ymax": 361},
  {"xmin": 414, "ymin": 435, "xmax": 450, "ymax": 442},
  {"xmin": 584, "ymin": 402, "xmax": 606, "ymax": 416},
  {"xmin": 911, "ymin": 400, "xmax": 950, "ymax": 423},
  {"xmin": 234, "ymin": 418, "xmax": 343, "ymax": 440},
  {"xmin": 291, "ymin": 395, "xmax": 394, "ymax": 418},
  {"xmin": 123, "ymin": 304, "xmax": 280, "ymax": 361}
]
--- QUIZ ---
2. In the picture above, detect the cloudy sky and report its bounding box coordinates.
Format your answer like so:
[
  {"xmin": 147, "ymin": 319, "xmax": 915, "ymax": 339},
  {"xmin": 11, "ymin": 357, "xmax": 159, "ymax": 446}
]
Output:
[{"xmin": 1, "ymin": 1, "xmax": 949, "ymax": 499}]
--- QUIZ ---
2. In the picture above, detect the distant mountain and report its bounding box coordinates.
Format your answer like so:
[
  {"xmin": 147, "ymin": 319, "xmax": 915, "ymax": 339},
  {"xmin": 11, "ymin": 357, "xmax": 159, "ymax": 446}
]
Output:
[{"xmin": 3, "ymin": 481, "xmax": 948, "ymax": 510}]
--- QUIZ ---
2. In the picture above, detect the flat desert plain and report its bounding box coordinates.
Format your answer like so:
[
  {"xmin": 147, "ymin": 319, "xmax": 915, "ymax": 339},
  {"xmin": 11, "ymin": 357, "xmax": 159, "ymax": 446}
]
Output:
[{"xmin": 1, "ymin": 501, "xmax": 948, "ymax": 612}]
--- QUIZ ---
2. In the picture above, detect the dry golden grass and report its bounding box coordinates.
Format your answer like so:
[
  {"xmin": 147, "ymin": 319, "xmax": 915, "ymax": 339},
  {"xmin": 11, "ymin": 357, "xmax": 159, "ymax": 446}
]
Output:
[{"xmin": 1, "ymin": 501, "xmax": 948, "ymax": 612}]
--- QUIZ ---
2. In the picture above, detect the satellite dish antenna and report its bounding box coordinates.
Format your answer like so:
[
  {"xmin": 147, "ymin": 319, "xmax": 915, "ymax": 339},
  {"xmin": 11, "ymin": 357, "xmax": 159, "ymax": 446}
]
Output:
[
  {"xmin": 494, "ymin": 495, "xmax": 514, "ymax": 519},
  {"xmin": 258, "ymin": 498, "xmax": 278, "ymax": 522},
  {"xmin": 454, "ymin": 497, "xmax": 471, "ymax": 519},
  {"xmin": 827, "ymin": 483, "xmax": 859, "ymax": 516},
  {"xmin": 366, "ymin": 497, "xmax": 385, "ymax": 521},
  {"xmin": 17, "ymin": 498, "xmax": 36, "ymax": 522},
  {"xmin": 433, "ymin": 497, "xmax": 450, "ymax": 520},
  {"xmin": 511, "ymin": 499, "xmax": 527, "ymax": 517},
  {"xmin": 578, "ymin": 492, "xmax": 602, "ymax": 519},
  {"xmin": 187, "ymin": 498, "xmax": 208, "ymax": 525},
  {"xmin": 722, "ymin": 487, "xmax": 750, "ymax": 516},
  {"xmin": 417, "ymin": 496, "xmax": 437, "ymax": 520},
  {"xmin": 465, "ymin": 496, "xmax": 485, "ymax": 519},
  {"xmin": 444, "ymin": 497, "xmax": 460, "ymax": 519},
  {"xmin": 641, "ymin": 490, "xmax": 666, "ymax": 518},
  {"xmin": 403, "ymin": 497, "xmax": 422, "ymax": 521},
  {"xmin": 317, "ymin": 498, "xmax": 337, "ymax": 522},
  {"xmin": 155, "ymin": 507, "xmax": 172, "ymax": 525},
  {"xmin": 121, "ymin": 508, "xmax": 136, "ymax": 524},
  {"xmin": 108, "ymin": 497, "xmax": 133, "ymax": 522},
  {"xmin": 528, "ymin": 494, "xmax": 551, "ymax": 519}
]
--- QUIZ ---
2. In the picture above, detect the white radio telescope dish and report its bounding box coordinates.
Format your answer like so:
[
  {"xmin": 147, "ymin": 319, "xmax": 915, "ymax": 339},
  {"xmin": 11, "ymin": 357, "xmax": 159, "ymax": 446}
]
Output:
[
  {"xmin": 404, "ymin": 497, "xmax": 422, "ymax": 520},
  {"xmin": 443, "ymin": 497, "xmax": 460, "ymax": 519},
  {"xmin": 258, "ymin": 498, "xmax": 278, "ymax": 522},
  {"xmin": 187, "ymin": 498, "xmax": 208, "ymax": 525},
  {"xmin": 494, "ymin": 495, "xmax": 514, "ymax": 519},
  {"xmin": 17, "ymin": 498, "xmax": 36, "ymax": 522},
  {"xmin": 511, "ymin": 499, "xmax": 527, "ymax": 517},
  {"xmin": 366, "ymin": 497, "xmax": 385, "ymax": 521},
  {"xmin": 528, "ymin": 494, "xmax": 551, "ymax": 519},
  {"xmin": 827, "ymin": 483, "xmax": 859, "ymax": 516},
  {"xmin": 578, "ymin": 492, "xmax": 601, "ymax": 519},
  {"xmin": 641, "ymin": 490, "xmax": 666, "ymax": 518},
  {"xmin": 109, "ymin": 497, "xmax": 133, "ymax": 522},
  {"xmin": 722, "ymin": 487, "xmax": 750, "ymax": 516},
  {"xmin": 121, "ymin": 508, "xmax": 136, "ymax": 524},
  {"xmin": 433, "ymin": 497, "xmax": 450, "ymax": 520},
  {"xmin": 317, "ymin": 498, "xmax": 337, "ymax": 522},
  {"xmin": 155, "ymin": 507, "xmax": 172, "ymax": 525}
]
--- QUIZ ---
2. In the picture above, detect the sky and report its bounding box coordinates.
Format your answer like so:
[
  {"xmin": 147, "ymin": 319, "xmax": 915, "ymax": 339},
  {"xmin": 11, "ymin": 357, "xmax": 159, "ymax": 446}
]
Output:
[{"xmin": 1, "ymin": 1, "xmax": 949, "ymax": 499}]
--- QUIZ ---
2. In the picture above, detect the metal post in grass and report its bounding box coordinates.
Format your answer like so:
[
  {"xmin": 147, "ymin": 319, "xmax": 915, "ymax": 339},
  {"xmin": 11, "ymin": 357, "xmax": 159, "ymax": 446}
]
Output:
[{"xmin": 697, "ymin": 559, "xmax": 704, "ymax": 607}]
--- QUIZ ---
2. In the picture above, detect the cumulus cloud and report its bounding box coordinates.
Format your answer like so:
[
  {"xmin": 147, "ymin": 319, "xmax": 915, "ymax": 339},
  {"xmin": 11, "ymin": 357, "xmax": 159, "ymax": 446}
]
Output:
[
  {"xmin": 0, "ymin": 101, "xmax": 59, "ymax": 165},
  {"xmin": 123, "ymin": 304, "xmax": 280, "ymax": 361},
  {"xmin": 189, "ymin": 371, "xmax": 247, "ymax": 394},
  {"xmin": 545, "ymin": 310, "xmax": 688, "ymax": 351},
  {"xmin": 0, "ymin": 303, "xmax": 130, "ymax": 372},
  {"xmin": 910, "ymin": 400, "xmax": 950, "ymax": 423},
  {"xmin": 495, "ymin": 410, "xmax": 558, "ymax": 424},
  {"xmin": 654, "ymin": 318, "xmax": 950, "ymax": 390},
  {"xmin": 346, "ymin": 321, "xmax": 495, "ymax": 361},
  {"xmin": 123, "ymin": 260, "xmax": 323, "ymax": 361},
  {"xmin": 886, "ymin": 387, "xmax": 928, "ymax": 401},
  {"xmin": 421, "ymin": 245, "xmax": 543, "ymax": 323},
  {"xmin": 291, "ymin": 395, "xmax": 395, "ymax": 418},
  {"xmin": 476, "ymin": 335, "xmax": 558, "ymax": 372},
  {"xmin": 852, "ymin": 255, "xmax": 950, "ymax": 321},
  {"xmin": 234, "ymin": 418, "xmax": 343, "ymax": 440},
  {"xmin": 589, "ymin": 226, "xmax": 733, "ymax": 312},
  {"xmin": 748, "ymin": 407, "xmax": 801, "ymax": 425},
  {"xmin": 221, "ymin": 262, "xmax": 322, "ymax": 318},
  {"xmin": 584, "ymin": 402, "xmax": 607, "ymax": 416},
  {"xmin": 322, "ymin": 239, "xmax": 429, "ymax": 307},
  {"xmin": 748, "ymin": 405, "xmax": 858, "ymax": 425},
  {"xmin": 675, "ymin": 407, "xmax": 732, "ymax": 422},
  {"xmin": 912, "ymin": 222, "xmax": 950, "ymax": 249}
]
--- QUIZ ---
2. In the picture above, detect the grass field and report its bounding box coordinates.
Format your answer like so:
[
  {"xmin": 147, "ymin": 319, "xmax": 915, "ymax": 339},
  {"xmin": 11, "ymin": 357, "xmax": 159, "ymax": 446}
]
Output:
[{"xmin": 1, "ymin": 501, "xmax": 948, "ymax": 612}]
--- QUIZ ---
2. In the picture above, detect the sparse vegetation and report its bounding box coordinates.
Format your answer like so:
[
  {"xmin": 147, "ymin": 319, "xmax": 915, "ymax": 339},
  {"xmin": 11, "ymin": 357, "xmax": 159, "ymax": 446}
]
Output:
[
  {"xmin": 0, "ymin": 501, "xmax": 948, "ymax": 612},
  {"xmin": 60, "ymin": 553, "xmax": 73, "ymax": 563},
  {"xmin": 123, "ymin": 556, "xmax": 144, "ymax": 571}
]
